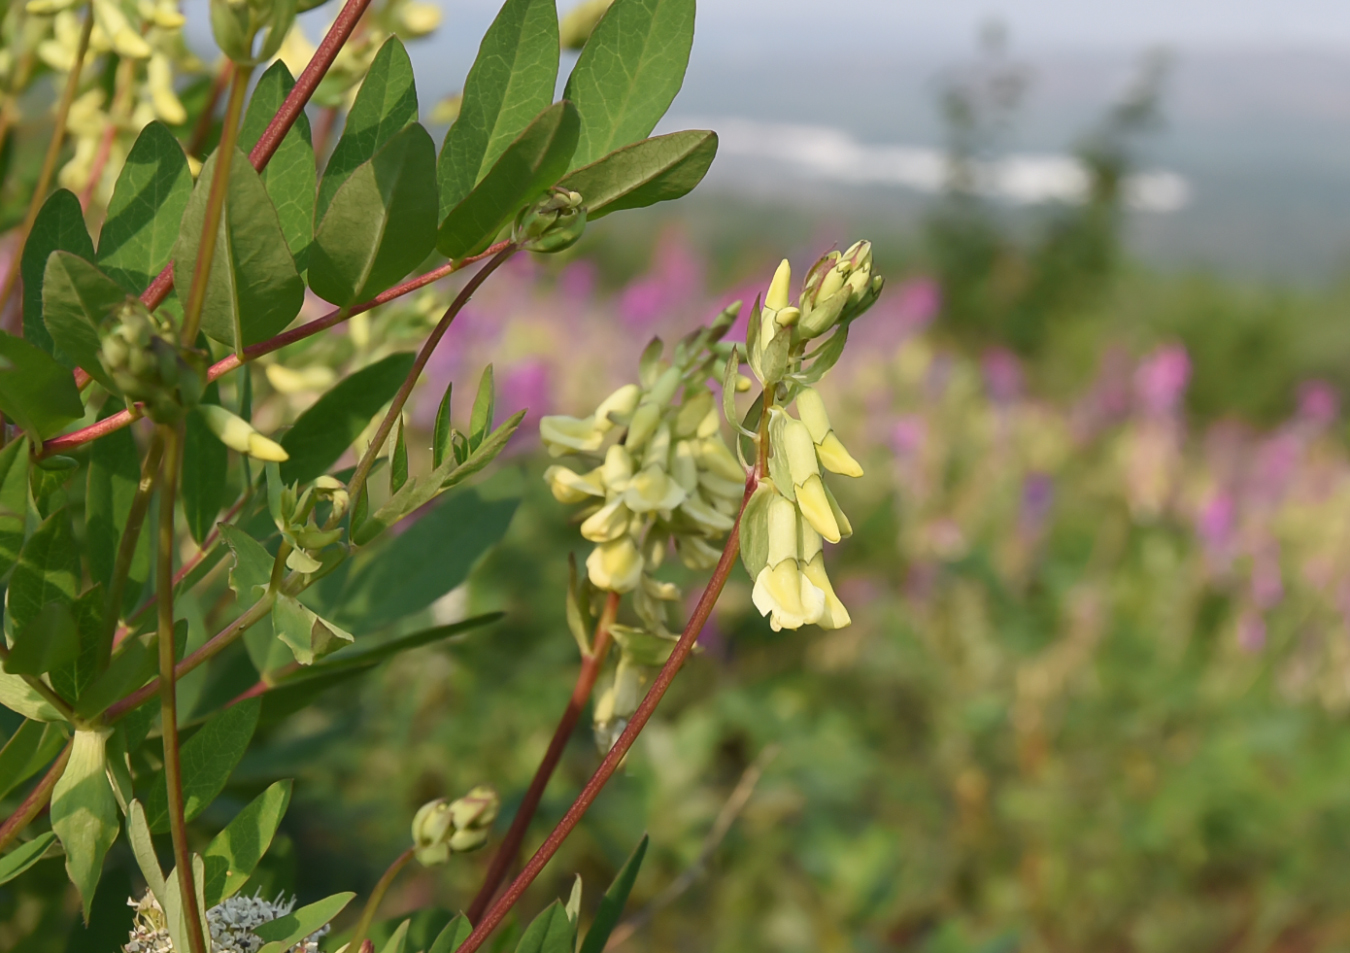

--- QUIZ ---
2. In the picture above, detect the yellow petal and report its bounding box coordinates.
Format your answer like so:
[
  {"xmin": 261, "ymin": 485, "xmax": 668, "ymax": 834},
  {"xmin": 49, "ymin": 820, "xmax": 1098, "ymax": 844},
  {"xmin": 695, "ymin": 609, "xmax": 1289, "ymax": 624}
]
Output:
[
  {"xmin": 802, "ymin": 554, "xmax": 850, "ymax": 629},
  {"xmin": 816, "ymin": 433, "xmax": 863, "ymax": 478},
  {"xmin": 766, "ymin": 258, "xmax": 792, "ymax": 311},
  {"xmin": 795, "ymin": 475, "xmax": 840, "ymax": 543},
  {"xmin": 586, "ymin": 537, "xmax": 643, "ymax": 592},
  {"xmin": 543, "ymin": 465, "xmax": 604, "ymax": 504},
  {"xmin": 580, "ymin": 498, "xmax": 630, "ymax": 542}
]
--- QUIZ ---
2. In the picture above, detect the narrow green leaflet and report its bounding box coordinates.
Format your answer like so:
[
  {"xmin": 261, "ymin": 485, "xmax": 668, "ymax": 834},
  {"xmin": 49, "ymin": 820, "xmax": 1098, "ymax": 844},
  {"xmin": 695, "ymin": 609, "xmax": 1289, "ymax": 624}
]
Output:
[
  {"xmin": 0, "ymin": 671, "xmax": 63, "ymax": 721},
  {"xmin": 73, "ymin": 633, "xmax": 154, "ymax": 720},
  {"xmin": 0, "ymin": 331, "xmax": 85, "ymax": 441},
  {"xmin": 0, "ymin": 719, "xmax": 66, "ymax": 798},
  {"xmin": 272, "ymin": 593, "xmax": 354, "ymax": 665},
  {"xmin": 0, "ymin": 832, "xmax": 57, "ymax": 885},
  {"xmin": 391, "ymin": 416, "xmax": 409, "ymax": 493},
  {"xmin": 561, "ymin": 130, "xmax": 717, "ymax": 220},
  {"xmin": 317, "ymin": 613, "xmax": 502, "ymax": 672},
  {"xmin": 578, "ymin": 834, "xmax": 649, "ymax": 953},
  {"xmin": 432, "ymin": 382, "xmax": 453, "ymax": 468},
  {"xmin": 437, "ymin": 0, "xmax": 559, "ymax": 220},
  {"xmin": 563, "ymin": 0, "xmax": 696, "ymax": 169},
  {"xmin": 429, "ymin": 914, "xmax": 474, "ymax": 953},
  {"xmin": 316, "ymin": 36, "xmax": 419, "ymax": 221},
  {"xmin": 96, "ymin": 121, "xmax": 194, "ymax": 294},
  {"xmin": 438, "ymin": 102, "xmax": 580, "ymax": 260},
  {"xmin": 380, "ymin": 919, "xmax": 412, "ymax": 953},
  {"xmin": 514, "ymin": 900, "xmax": 575, "ymax": 953},
  {"xmin": 86, "ymin": 416, "xmax": 146, "ymax": 600},
  {"xmin": 142, "ymin": 696, "xmax": 261, "ymax": 832},
  {"xmin": 352, "ymin": 409, "xmax": 526, "ymax": 545},
  {"xmin": 239, "ymin": 61, "xmax": 316, "ymax": 273},
  {"xmin": 126, "ymin": 800, "xmax": 166, "ymax": 901},
  {"xmin": 309, "ymin": 122, "xmax": 438, "ymax": 306},
  {"xmin": 0, "ymin": 437, "xmax": 29, "ymax": 579},
  {"xmin": 469, "ymin": 364, "xmax": 495, "ymax": 450},
  {"xmin": 42, "ymin": 250, "xmax": 129, "ymax": 394},
  {"xmin": 183, "ymin": 380, "xmax": 228, "ymax": 544},
  {"xmin": 50, "ymin": 728, "xmax": 119, "ymax": 919},
  {"xmin": 7, "ymin": 508, "xmax": 80, "ymax": 635},
  {"xmin": 253, "ymin": 892, "xmax": 355, "ymax": 953},
  {"xmin": 21, "ymin": 188, "xmax": 94, "ymax": 356},
  {"xmin": 278, "ymin": 351, "xmax": 415, "ymax": 484},
  {"xmin": 172, "ymin": 148, "xmax": 305, "ymax": 352},
  {"xmin": 202, "ymin": 779, "xmax": 293, "ymax": 906},
  {"xmin": 330, "ymin": 485, "xmax": 517, "ymax": 632},
  {"xmin": 219, "ymin": 523, "xmax": 273, "ymax": 602},
  {"xmin": 163, "ymin": 852, "xmax": 208, "ymax": 953},
  {"xmin": 5, "ymin": 601, "xmax": 78, "ymax": 677}
]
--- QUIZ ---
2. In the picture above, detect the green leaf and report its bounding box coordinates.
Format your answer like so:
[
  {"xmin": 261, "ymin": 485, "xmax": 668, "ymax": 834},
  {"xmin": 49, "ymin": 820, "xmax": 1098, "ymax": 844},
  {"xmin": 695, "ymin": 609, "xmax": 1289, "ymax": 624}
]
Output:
[
  {"xmin": 578, "ymin": 834, "xmax": 648, "ymax": 953},
  {"xmin": 514, "ymin": 900, "xmax": 575, "ymax": 953},
  {"xmin": 73, "ymin": 632, "xmax": 154, "ymax": 720},
  {"xmin": 142, "ymin": 696, "xmax": 261, "ymax": 833},
  {"xmin": 51, "ymin": 728, "xmax": 119, "ymax": 919},
  {"xmin": 437, "ymin": 0, "xmax": 559, "ymax": 221},
  {"xmin": 254, "ymin": 892, "xmax": 355, "ymax": 953},
  {"xmin": 0, "ymin": 437, "xmax": 29, "ymax": 580},
  {"xmin": 353, "ymin": 409, "xmax": 526, "ymax": 546},
  {"xmin": 432, "ymin": 382, "xmax": 452, "ymax": 469},
  {"xmin": 126, "ymin": 800, "xmax": 166, "ymax": 900},
  {"xmin": 86, "ymin": 416, "xmax": 148, "ymax": 608},
  {"xmin": 278, "ymin": 351, "xmax": 415, "ymax": 484},
  {"xmin": 239, "ymin": 61, "xmax": 316, "ymax": 274},
  {"xmin": 96, "ymin": 121, "xmax": 194, "ymax": 295},
  {"xmin": 257, "ymin": 660, "xmax": 377, "ymax": 726},
  {"xmin": 172, "ymin": 147, "xmax": 305, "ymax": 351},
  {"xmin": 8, "ymin": 508, "xmax": 80, "ymax": 635},
  {"xmin": 0, "ymin": 719, "xmax": 66, "ymax": 799},
  {"xmin": 560, "ymin": 130, "xmax": 717, "ymax": 220},
  {"xmin": 438, "ymin": 102, "xmax": 580, "ymax": 260},
  {"xmin": 391, "ymin": 416, "xmax": 408, "ymax": 494},
  {"xmin": 314, "ymin": 613, "xmax": 502, "ymax": 671},
  {"xmin": 0, "ymin": 331, "xmax": 85, "ymax": 441},
  {"xmin": 429, "ymin": 914, "xmax": 474, "ymax": 953},
  {"xmin": 21, "ymin": 189, "xmax": 94, "ymax": 357},
  {"xmin": 202, "ymin": 779, "xmax": 293, "ymax": 906},
  {"xmin": 564, "ymin": 0, "xmax": 695, "ymax": 169},
  {"xmin": 41, "ymin": 251, "xmax": 128, "ymax": 394},
  {"xmin": 163, "ymin": 852, "xmax": 208, "ymax": 953},
  {"xmin": 329, "ymin": 486, "xmax": 518, "ymax": 632},
  {"xmin": 272, "ymin": 593, "xmax": 353, "ymax": 665},
  {"xmin": 0, "ymin": 832, "xmax": 57, "ymax": 885},
  {"xmin": 183, "ymin": 380, "xmax": 228, "ymax": 544},
  {"xmin": 309, "ymin": 122, "xmax": 438, "ymax": 307},
  {"xmin": 0, "ymin": 671, "xmax": 63, "ymax": 721},
  {"xmin": 317, "ymin": 36, "xmax": 419, "ymax": 222},
  {"xmin": 469, "ymin": 364, "xmax": 495, "ymax": 451},
  {"xmin": 5, "ymin": 601, "xmax": 78, "ymax": 676},
  {"xmin": 380, "ymin": 919, "xmax": 412, "ymax": 953}
]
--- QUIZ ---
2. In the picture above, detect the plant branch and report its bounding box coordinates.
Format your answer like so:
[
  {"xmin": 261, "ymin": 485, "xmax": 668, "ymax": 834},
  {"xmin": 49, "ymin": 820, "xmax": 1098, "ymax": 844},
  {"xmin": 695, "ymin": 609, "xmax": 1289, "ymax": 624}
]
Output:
[
  {"xmin": 155, "ymin": 423, "xmax": 209, "ymax": 953},
  {"xmin": 102, "ymin": 429, "xmax": 165, "ymax": 664},
  {"xmin": 0, "ymin": 5, "xmax": 93, "ymax": 317},
  {"xmin": 342, "ymin": 847, "xmax": 414, "ymax": 953},
  {"xmin": 467, "ymin": 590, "xmax": 621, "ymax": 923},
  {"xmin": 343, "ymin": 244, "xmax": 518, "ymax": 514},
  {"xmin": 455, "ymin": 475, "xmax": 758, "ymax": 953},
  {"xmin": 180, "ymin": 63, "xmax": 252, "ymax": 347},
  {"xmin": 604, "ymin": 744, "xmax": 779, "ymax": 949},
  {"xmin": 138, "ymin": 0, "xmax": 377, "ymax": 314},
  {"xmin": 0, "ymin": 737, "xmax": 72, "ymax": 854},
  {"xmin": 42, "ymin": 244, "xmax": 511, "ymax": 458}
]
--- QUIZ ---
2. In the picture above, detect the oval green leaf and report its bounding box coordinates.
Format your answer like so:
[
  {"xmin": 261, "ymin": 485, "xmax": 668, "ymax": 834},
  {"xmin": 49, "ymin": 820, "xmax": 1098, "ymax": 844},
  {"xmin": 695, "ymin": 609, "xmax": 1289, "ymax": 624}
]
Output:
[{"xmin": 560, "ymin": 129, "xmax": 717, "ymax": 220}]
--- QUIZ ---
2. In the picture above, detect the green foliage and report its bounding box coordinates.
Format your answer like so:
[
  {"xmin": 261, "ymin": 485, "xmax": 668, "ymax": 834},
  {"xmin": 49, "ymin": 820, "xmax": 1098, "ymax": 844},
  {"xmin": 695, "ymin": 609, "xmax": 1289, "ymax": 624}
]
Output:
[
  {"xmin": 182, "ymin": 380, "xmax": 229, "ymax": 544},
  {"xmin": 41, "ymin": 251, "xmax": 128, "ymax": 394},
  {"xmin": 563, "ymin": 0, "xmax": 695, "ymax": 169},
  {"xmin": 50, "ymin": 729, "xmax": 119, "ymax": 918},
  {"xmin": 560, "ymin": 130, "xmax": 718, "ymax": 220},
  {"xmin": 253, "ymin": 892, "xmax": 354, "ymax": 952},
  {"xmin": 0, "ymin": 330, "xmax": 85, "ymax": 440},
  {"xmin": 141, "ymin": 697, "xmax": 261, "ymax": 832},
  {"xmin": 0, "ymin": 830, "xmax": 56, "ymax": 885},
  {"xmin": 0, "ymin": 719, "xmax": 65, "ymax": 799},
  {"xmin": 239, "ymin": 62, "xmax": 316, "ymax": 274},
  {"xmin": 201, "ymin": 779, "xmax": 293, "ymax": 906},
  {"xmin": 85, "ymin": 416, "xmax": 146, "ymax": 597},
  {"xmin": 21, "ymin": 188, "xmax": 94, "ymax": 357},
  {"xmin": 429, "ymin": 913, "xmax": 473, "ymax": 953},
  {"xmin": 514, "ymin": 901, "xmax": 575, "ymax": 953},
  {"xmin": 8, "ymin": 508, "xmax": 80, "ymax": 636},
  {"xmin": 0, "ymin": 436, "xmax": 28, "ymax": 580},
  {"xmin": 578, "ymin": 834, "xmax": 648, "ymax": 953}
]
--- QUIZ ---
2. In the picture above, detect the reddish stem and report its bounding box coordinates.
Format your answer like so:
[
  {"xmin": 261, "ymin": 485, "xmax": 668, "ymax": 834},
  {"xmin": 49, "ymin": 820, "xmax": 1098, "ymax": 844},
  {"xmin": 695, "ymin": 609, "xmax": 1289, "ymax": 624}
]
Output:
[
  {"xmin": 456, "ymin": 477, "xmax": 756, "ymax": 953},
  {"xmin": 137, "ymin": 0, "xmax": 375, "ymax": 314},
  {"xmin": 467, "ymin": 591, "xmax": 621, "ymax": 923},
  {"xmin": 42, "ymin": 244, "xmax": 508, "ymax": 458},
  {"xmin": 0, "ymin": 738, "xmax": 72, "ymax": 854}
]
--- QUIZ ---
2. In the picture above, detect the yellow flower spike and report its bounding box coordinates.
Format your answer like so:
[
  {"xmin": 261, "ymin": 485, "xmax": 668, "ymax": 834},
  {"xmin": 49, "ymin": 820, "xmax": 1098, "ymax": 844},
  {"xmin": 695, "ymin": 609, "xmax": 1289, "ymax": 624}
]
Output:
[
  {"xmin": 697, "ymin": 469, "xmax": 744, "ymax": 500},
  {"xmin": 823, "ymin": 480, "xmax": 853, "ymax": 539},
  {"xmin": 580, "ymin": 498, "xmax": 631, "ymax": 542},
  {"xmin": 798, "ymin": 511, "xmax": 823, "ymax": 564},
  {"xmin": 540, "ymin": 414, "xmax": 605, "ymax": 456},
  {"xmin": 601, "ymin": 444, "xmax": 634, "ymax": 491},
  {"xmin": 151, "ymin": 0, "xmax": 185, "ymax": 28},
  {"xmin": 643, "ymin": 422, "xmax": 671, "ymax": 470},
  {"xmin": 752, "ymin": 561, "xmax": 825, "ymax": 632},
  {"xmin": 779, "ymin": 413, "xmax": 821, "ymax": 487},
  {"xmin": 796, "ymin": 387, "xmax": 863, "ymax": 477},
  {"xmin": 765, "ymin": 259, "xmax": 792, "ymax": 311},
  {"xmin": 802, "ymin": 554, "xmax": 851, "ymax": 629},
  {"xmin": 586, "ymin": 537, "xmax": 644, "ymax": 592},
  {"xmin": 675, "ymin": 534, "xmax": 721, "ymax": 569},
  {"xmin": 673, "ymin": 390, "xmax": 714, "ymax": 438},
  {"xmin": 542, "ymin": 464, "xmax": 604, "ymax": 503},
  {"xmin": 696, "ymin": 403, "xmax": 721, "ymax": 438},
  {"xmin": 594, "ymin": 383, "xmax": 641, "ymax": 429},
  {"xmin": 679, "ymin": 494, "xmax": 735, "ymax": 533},
  {"xmin": 197, "ymin": 405, "xmax": 289, "ymax": 462},
  {"xmin": 624, "ymin": 466, "xmax": 686, "ymax": 513},
  {"xmin": 671, "ymin": 440, "xmax": 699, "ymax": 493},
  {"xmin": 400, "ymin": 0, "xmax": 441, "ymax": 36},
  {"xmin": 624, "ymin": 402, "xmax": 660, "ymax": 450},
  {"xmin": 147, "ymin": 54, "xmax": 186, "ymax": 125},
  {"xmin": 795, "ymin": 474, "xmax": 841, "ymax": 543},
  {"xmin": 696, "ymin": 436, "xmax": 745, "ymax": 484},
  {"xmin": 765, "ymin": 493, "xmax": 798, "ymax": 567},
  {"xmin": 93, "ymin": 0, "xmax": 151, "ymax": 58},
  {"xmin": 265, "ymin": 362, "xmax": 336, "ymax": 394}
]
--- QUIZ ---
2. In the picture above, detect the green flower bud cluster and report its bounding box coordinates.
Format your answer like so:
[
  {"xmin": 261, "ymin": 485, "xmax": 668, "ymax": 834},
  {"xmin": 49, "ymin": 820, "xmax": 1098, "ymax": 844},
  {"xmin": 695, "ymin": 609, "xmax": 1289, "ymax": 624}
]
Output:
[
  {"xmin": 411, "ymin": 785, "xmax": 500, "ymax": 866},
  {"xmin": 266, "ymin": 467, "xmax": 348, "ymax": 575},
  {"xmin": 514, "ymin": 188, "xmax": 587, "ymax": 253},
  {"xmin": 99, "ymin": 301, "xmax": 206, "ymax": 423}
]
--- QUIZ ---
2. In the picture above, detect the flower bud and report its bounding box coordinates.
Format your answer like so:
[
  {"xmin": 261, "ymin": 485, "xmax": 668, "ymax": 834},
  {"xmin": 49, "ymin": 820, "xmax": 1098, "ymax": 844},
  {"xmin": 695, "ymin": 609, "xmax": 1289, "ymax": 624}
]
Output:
[
  {"xmin": 587, "ymin": 536, "xmax": 644, "ymax": 592},
  {"xmin": 765, "ymin": 259, "xmax": 792, "ymax": 312},
  {"xmin": 601, "ymin": 444, "xmax": 634, "ymax": 490},
  {"xmin": 514, "ymin": 188, "xmax": 587, "ymax": 253},
  {"xmin": 544, "ymin": 464, "xmax": 605, "ymax": 503},
  {"xmin": 624, "ymin": 402, "xmax": 661, "ymax": 450},
  {"xmin": 148, "ymin": 54, "xmax": 186, "ymax": 125},
  {"xmin": 595, "ymin": 383, "xmax": 641, "ymax": 428},
  {"xmin": 197, "ymin": 405, "xmax": 289, "ymax": 461},
  {"xmin": 796, "ymin": 475, "xmax": 840, "ymax": 543},
  {"xmin": 624, "ymin": 466, "xmax": 685, "ymax": 513},
  {"xmin": 580, "ymin": 498, "xmax": 631, "ymax": 542},
  {"xmin": 448, "ymin": 827, "xmax": 489, "ymax": 852},
  {"xmin": 795, "ymin": 387, "xmax": 863, "ymax": 477},
  {"xmin": 540, "ymin": 414, "xmax": 606, "ymax": 456},
  {"xmin": 671, "ymin": 440, "xmax": 699, "ymax": 493},
  {"xmin": 680, "ymin": 494, "xmax": 735, "ymax": 533},
  {"xmin": 447, "ymin": 785, "xmax": 499, "ymax": 832},
  {"xmin": 675, "ymin": 533, "xmax": 721, "ymax": 570},
  {"xmin": 695, "ymin": 437, "xmax": 744, "ymax": 484},
  {"xmin": 673, "ymin": 390, "xmax": 714, "ymax": 438},
  {"xmin": 411, "ymin": 799, "xmax": 454, "ymax": 866}
]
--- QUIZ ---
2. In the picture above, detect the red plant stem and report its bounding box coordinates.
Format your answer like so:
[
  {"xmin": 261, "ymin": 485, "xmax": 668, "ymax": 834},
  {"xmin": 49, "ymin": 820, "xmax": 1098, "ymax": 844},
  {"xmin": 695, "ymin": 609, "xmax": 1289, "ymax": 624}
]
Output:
[
  {"xmin": 137, "ymin": 0, "xmax": 375, "ymax": 314},
  {"xmin": 0, "ymin": 738, "xmax": 72, "ymax": 854},
  {"xmin": 467, "ymin": 591, "xmax": 621, "ymax": 923},
  {"xmin": 456, "ymin": 476, "xmax": 757, "ymax": 953},
  {"xmin": 42, "ymin": 244, "xmax": 508, "ymax": 458}
]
